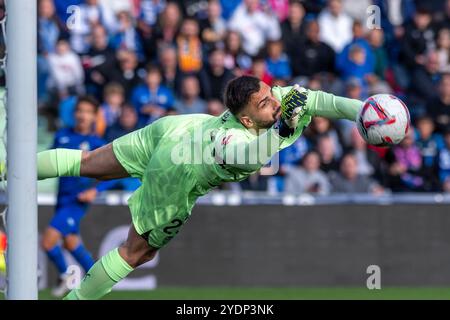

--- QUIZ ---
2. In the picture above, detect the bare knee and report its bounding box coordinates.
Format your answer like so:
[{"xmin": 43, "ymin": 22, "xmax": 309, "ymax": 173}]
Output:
[
  {"xmin": 41, "ymin": 228, "xmax": 61, "ymax": 251},
  {"xmin": 41, "ymin": 237, "xmax": 55, "ymax": 251},
  {"xmin": 63, "ymin": 235, "xmax": 80, "ymax": 251}
]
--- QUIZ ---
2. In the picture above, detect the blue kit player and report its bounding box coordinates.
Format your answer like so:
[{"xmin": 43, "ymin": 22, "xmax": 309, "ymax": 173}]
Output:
[{"xmin": 41, "ymin": 96, "xmax": 116, "ymax": 297}]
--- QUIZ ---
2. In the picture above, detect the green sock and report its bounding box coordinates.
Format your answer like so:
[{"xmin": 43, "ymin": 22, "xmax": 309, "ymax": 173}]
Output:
[
  {"xmin": 37, "ymin": 149, "xmax": 82, "ymax": 180},
  {"xmin": 64, "ymin": 248, "xmax": 134, "ymax": 300}
]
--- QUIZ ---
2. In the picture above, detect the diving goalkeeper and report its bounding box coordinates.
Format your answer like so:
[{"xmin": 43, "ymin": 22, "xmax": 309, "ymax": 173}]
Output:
[{"xmin": 37, "ymin": 76, "xmax": 362, "ymax": 300}]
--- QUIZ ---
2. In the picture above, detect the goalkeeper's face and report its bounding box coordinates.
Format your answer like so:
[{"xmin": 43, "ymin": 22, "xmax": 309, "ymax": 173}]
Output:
[{"xmin": 241, "ymin": 82, "xmax": 281, "ymax": 130}]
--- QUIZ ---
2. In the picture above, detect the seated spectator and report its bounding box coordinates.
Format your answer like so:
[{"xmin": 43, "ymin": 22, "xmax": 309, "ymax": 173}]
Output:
[
  {"xmin": 415, "ymin": 116, "xmax": 444, "ymax": 167},
  {"xmin": 436, "ymin": 28, "xmax": 450, "ymax": 73},
  {"xmin": 137, "ymin": 0, "xmax": 166, "ymax": 32},
  {"xmin": 375, "ymin": 0, "xmax": 416, "ymax": 49},
  {"xmin": 336, "ymin": 20, "xmax": 374, "ymax": 77},
  {"xmin": 265, "ymin": 40, "xmax": 292, "ymax": 80},
  {"xmin": 111, "ymin": 11, "xmax": 144, "ymax": 61},
  {"xmin": 176, "ymin": 18, "xmax": 203, "ymax": 73},
  {"xmin": 223, "ymin": 31, "xmax": 252, "ymax": 74},
  {"xmin": 318, "ymin": 0, "xmax": 353, "ymax": 54},
  {"xmin": 414, "ymin": 116, "xmax": 443, "ymax": 191},
  {"xmin": 246, "ymin": 56, "xmax": 273, "ymax": 86},
  {"xmin": 428, "ymin": 73, "xmax": 450, "ymax": 133},
  {"xmin": 330, "ymin": 153, "xmax": 384, "ymax": 194},
  {"xmin": 104, "ymin": 104, "xmax": 140, "ymax": 142},
  {"xmin": 386, "ymin": 128, "xmax": 425, "ymax": 192},
  {"xmin": 152, "ymin": 2, "xmax": 182, "ymax": 47},
  {"xmin": 109, "ymin": 49, "xmax": 143, "ymax": 98},
  {"xmin": 174, "ymin": 76, "xmax": 207, "ymax": 114},
  {"xmin": 291, "ymin": 19, "xmax": 336, "ymax": 77},
  {"xmin": 345, "ymin": 75, "xmax": 364, "ymax": 101},
  {"xmin": 69, "ymin": 0, "xmax": 117, "ymax": 53},
  {"xmin": 338, "ymin": 20, "xmax": 391, "ymax": 96},
  {"xmin": 307, "ymin": 75, "xmax": 323, "ymax": 91},
  {"xmin": 47, "ymin": 39, "xmax": 85, "ymax": 99},
  {"xmin": 131, "ymin": 65, "xmax": 174, "ymax": 126},
  {"xmin": 284, "ymin": 151, "xmax": 330, "ymax": 195},
  {"xmin": 336, "ymin": 44, "xmax": 373, "ymax": 95},
  {"xmin": 438, "ymin": 129, "xmax": 450, "ymax": 192},
  {"xmin": 228, "ymin": 0, "xmax": 281, "ymax": 56},
  {"xmin": 281, "ymin": 0, "xmax": 306, "ymax": 75},
  {"xmin": 307, "ymin": 117, "xmax": 343, "ymax": 158},
  {"xmin": 400, "ymin": 7, "xmax": 435, "ymax": 69},
  {"xmin": 348, "ymin": 126, "xmax": 376, "ymax": 177},
  {"xmin": 200, "ymin": 0, "xmax": 227, "ymax": 51},
  {"xmin": 408, "ymin": 50, "xmax": 442, "ymax": 111},
  {"xmin": 38, "ymin": 0, "xmax": 64, "ymax": 55},
  {"xmin": 136, "ymin": 0, "xmax": 166, "ymax": 60},
  {"xmin": 337, "ymin": 77, "xmax": 365, "ymax": 146},
  {"xmin": 96, "ymin": 82, "xmax": 125, "ymax": 137},
  {"xmin": 158, "ymin": 44, "xmax": 182, "ymax": 93},
  {"xmin": 367, "ymin": 28, "xmax": 389, "ymax": 81},
  {"xmin": 206, "ymin": 99, "xmax": 226, "ymax": 116},
  {"xmin": 198, "ymin": 48, "xmax": 235, "ymax": 100},
  {"xmin": 82, "ymin": 25, "xmax": 118, "ymax": 98},
  {"xmin": 317, "ymin": 134, "xmax": 340, "ymax": 173}
]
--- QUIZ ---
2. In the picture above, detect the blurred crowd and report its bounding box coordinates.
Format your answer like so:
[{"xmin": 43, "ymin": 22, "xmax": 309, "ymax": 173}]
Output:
[{"xmin": 28, "ymin": 0, "xmax": 450, "ymax": 194}]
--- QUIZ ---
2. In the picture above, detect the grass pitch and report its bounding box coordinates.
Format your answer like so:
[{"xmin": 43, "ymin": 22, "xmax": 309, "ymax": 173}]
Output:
[{"xmin": 2, "ymin": 287, "xmax": 450, "ymax": 300}]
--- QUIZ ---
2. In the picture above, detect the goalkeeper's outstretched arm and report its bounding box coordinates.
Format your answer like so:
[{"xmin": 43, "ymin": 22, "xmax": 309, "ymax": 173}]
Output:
[
  {"xmin": 216, "ymin": 88, "xmax": 364, "ymax": 173},
  {"xmin": 305, "ymin": 89, "xmax": 363, "ymax": 121}
]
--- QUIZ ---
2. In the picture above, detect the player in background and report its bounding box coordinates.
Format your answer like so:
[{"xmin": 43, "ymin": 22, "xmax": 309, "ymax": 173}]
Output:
[
  {"xmin": 41, "ymin": 96, "xmax": 117, "ymax": 297},
  {"xmin": 36, "ymin": 76, "xmax": 363, "ymax": 300}
]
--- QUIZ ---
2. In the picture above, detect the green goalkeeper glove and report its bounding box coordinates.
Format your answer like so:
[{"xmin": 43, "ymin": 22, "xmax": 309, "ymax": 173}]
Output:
[{"xmin": 272, "ymin": 84, "xmax": 308, "ymax": 129}]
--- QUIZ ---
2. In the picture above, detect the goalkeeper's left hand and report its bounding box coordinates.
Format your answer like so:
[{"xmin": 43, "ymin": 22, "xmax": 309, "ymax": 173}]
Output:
[{"xmin": 272, "ymin": 84, "xmax": 308, "ymax": 129}]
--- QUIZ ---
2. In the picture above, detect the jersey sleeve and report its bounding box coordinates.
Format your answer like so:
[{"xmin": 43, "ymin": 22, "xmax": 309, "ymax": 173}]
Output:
[
  {"xmin": 305, "ymin": 89, "xmax": 363, "ymax": 121},
  {"xmin": 213, "ymin": 126, "xmax": 287, "ymax": 173}
]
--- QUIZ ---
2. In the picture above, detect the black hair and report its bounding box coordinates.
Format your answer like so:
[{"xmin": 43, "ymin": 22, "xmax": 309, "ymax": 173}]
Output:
[
  {"xmin": 301, "ymin": 150, "xmax": 320, "ymax": 165},
  {"xmin": 145, "ymin": 63, "xmax": 162, "ymax": 75},
  {"xmin": 75, "ymin": 95, "xmax": 100, "ymax": 113},
  {"xmin": 223, "ymin": 76, "xmax": 261, "ymax": 115},
  {"xmin": 415, "ymin": 115, "xmax": 433, "ymax": 125}
]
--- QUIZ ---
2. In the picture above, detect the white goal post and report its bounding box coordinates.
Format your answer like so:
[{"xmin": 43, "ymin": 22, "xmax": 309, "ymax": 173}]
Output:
[{"xmin": 5, "ymin": 0, "xmax": 38, "ymax": 300}]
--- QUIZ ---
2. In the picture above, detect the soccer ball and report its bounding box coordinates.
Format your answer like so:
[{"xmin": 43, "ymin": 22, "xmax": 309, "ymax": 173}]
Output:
[{"xmin": 356, "ymin": 94, "xmax": 410, "ymax": 146}]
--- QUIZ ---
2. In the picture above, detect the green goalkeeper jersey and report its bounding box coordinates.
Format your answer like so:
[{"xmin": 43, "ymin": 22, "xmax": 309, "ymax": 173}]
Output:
[{"xmin": 112, "ymin": 89, "xmax": 362, "ymax": 248}]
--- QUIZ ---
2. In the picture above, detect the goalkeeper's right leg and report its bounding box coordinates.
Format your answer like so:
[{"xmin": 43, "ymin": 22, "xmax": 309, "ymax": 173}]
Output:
[
  {"xmin": 37, "ymin": 143, "xmax": 130, "ymax": 180},
  {"xmin": 64, "ymin": 224, "xmax": 157, "ymax": 300}
]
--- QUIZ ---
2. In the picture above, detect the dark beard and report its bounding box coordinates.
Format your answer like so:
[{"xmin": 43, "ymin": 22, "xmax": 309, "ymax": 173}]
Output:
[{"xmin": 255, "ymin": 118, "xmax": 277, "ymax": 130}]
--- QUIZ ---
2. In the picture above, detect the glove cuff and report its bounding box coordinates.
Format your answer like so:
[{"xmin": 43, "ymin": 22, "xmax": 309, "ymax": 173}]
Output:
[{"xmin": 275, "ymin": 118, "xmax": 295, "ymax": 138}]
